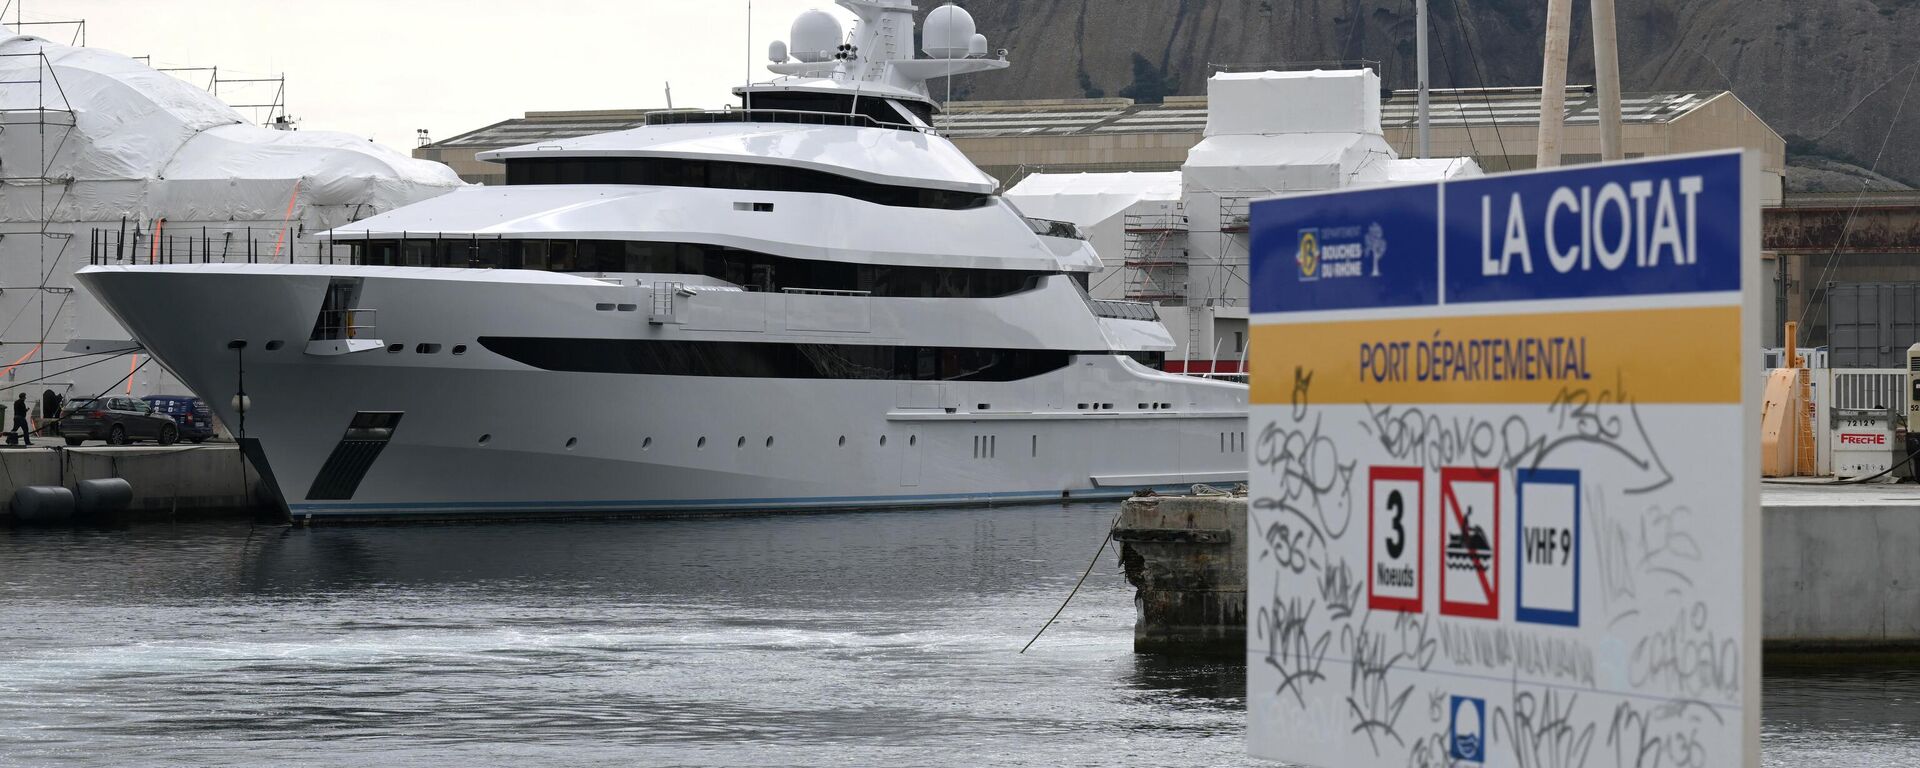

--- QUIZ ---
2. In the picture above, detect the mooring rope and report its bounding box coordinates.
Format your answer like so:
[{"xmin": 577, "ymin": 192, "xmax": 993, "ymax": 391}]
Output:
[{"xmin": 1020, "ymin": 512, "xmax": 1120, "ymax": 654}]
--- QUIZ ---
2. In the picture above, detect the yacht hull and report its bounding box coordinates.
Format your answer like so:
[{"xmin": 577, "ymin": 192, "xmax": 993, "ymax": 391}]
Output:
[{"xmin": 78, "ymin": 265, "xmax": 1251, "ymax": 522}]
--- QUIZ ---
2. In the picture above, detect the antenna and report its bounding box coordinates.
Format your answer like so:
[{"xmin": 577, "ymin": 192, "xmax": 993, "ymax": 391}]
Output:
[
  {"xmin": 743, "ymin": 0, "xmax": 752, "ymax": 112},
  {"xmin": 664, "ymin": 81, "xmax": 673, "ymax": 109}
]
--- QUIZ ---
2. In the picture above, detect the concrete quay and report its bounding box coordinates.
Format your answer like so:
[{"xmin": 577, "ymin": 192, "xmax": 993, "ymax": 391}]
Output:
[
  {"xmin": 0, "ymin": 444, "xmax": 270, "ymax": 521},
  {"xmin": 1115, "ymin": 483, "xmax": 1920, "ymax": 656}
]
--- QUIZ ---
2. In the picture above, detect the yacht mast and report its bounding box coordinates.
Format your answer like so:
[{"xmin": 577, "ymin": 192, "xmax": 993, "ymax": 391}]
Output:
[
  {"xmin": 1416, "ymin": 0, "xmax": 1429, "ymax": 158},
  {"xmin": 1536, "ymin": 0, "xmax": 1572, "ymax": 168},
  {"xmin": 1591, "ymin": 0, "xmax": 1625, "ymax": 160}
]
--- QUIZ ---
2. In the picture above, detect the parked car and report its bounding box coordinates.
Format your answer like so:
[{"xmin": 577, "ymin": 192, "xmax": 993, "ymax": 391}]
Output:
[
  {"xmin": 59, "ymin": 396, "xmax": 180, "ymax": 446},
  {"xmin": 141, "ymin": 395, "xmax": 216, "ymax": 443}
]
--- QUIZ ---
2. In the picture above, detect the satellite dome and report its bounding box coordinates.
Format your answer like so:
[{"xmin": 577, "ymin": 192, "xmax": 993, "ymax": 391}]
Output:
[
  {"xmin": 790, "ymin": 10, "xmax": 843, "ymax": 63},
  {"xmin": 922, "ymin": 4, "xmax": 977, "ymax": 59},
  {"xmin": 768, "ymin": 40, "xmax": 789, "ymax": 63}
]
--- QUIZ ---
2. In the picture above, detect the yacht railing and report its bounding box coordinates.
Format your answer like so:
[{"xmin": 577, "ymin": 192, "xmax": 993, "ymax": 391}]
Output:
[
  {"xmin": 781, "ymin": 287, "xmax": 873, "ymax": 297},
  {"xmin": 645, "ymin": 108, "xmax": 926, "ymax": 133},
  {"xmin": 88, "ymin": 226, "xmax": 350, "ymax": 265},
  {"xmin": 311, "ymin": 308, "xmax": 377, "ymax": 341}
]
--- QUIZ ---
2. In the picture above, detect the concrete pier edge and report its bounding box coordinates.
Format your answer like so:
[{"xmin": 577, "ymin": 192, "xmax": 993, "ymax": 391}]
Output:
[{"xmin": 0, "ymin": 444, "xmax": 270, "ymax": 521}]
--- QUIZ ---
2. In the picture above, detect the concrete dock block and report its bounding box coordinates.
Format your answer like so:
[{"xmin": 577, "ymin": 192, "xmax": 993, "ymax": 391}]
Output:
[{"xmin": 1114, "ymin": 493, "xmax": 1247, "ymax": 657}]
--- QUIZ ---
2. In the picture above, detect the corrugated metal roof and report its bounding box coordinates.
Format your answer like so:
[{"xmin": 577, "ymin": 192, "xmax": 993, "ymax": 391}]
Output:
[
  {"xmin": 420, "ymin": 87, "xmax": 1722, "ymax": 151},
  {"xmin": 937, "ymin": 87, "xmax": 1719, "ymax": 139}
]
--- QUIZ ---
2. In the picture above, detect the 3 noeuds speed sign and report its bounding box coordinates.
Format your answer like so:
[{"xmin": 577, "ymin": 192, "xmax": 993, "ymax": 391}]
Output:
[{"xmin": 1246, "ymin": 151, "xmax": 1761, "ymax": 767}]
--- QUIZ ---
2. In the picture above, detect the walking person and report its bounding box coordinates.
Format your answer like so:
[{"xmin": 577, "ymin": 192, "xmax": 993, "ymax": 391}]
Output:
[{"xmin": 13, "ymin": 392, "xmax": 31, "ymax": 446}]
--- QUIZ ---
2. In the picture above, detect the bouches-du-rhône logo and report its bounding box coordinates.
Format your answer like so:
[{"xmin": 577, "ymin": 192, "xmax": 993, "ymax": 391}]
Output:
[
  {"xmin": 1298, "ymin": 222, "xmax": 1385, "ymax": 282},
  {"xmin": 1297, "ymin": 230, "xmax": 1321, "ymax": 279}
]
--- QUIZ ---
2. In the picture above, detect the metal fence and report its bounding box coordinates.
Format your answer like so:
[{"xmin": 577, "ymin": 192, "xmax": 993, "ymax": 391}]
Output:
[{"xmin": 1830, "ymin": 368, "xmax": 1907, "ymax": 416}]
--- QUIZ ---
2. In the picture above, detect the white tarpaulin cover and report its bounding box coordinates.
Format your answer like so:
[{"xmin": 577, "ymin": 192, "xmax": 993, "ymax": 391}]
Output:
[
  {"xmin": 0, "ymin": 35, "xmax": 464, "ymax": 224},
  {"xmin": 0, "ymin": 34, "xmax": 463, "ymax": 397},
  {"xmin": 1004, "ymin": 171, "xmax": 1182, "ymax": 228},
  {"xmin": 1205, "ymin": 69, "xmax": 1382, "ymax": 137}
]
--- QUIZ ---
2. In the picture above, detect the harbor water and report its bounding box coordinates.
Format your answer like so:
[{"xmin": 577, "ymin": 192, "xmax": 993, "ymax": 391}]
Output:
[{"xmin": 1, "ymin": 503, "xmax": 1915, "ymax": 766}]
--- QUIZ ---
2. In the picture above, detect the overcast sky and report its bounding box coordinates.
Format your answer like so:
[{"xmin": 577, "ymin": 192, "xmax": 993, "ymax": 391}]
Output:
[{"xmin": 29, "ymin": 1, "xmax": 856, "ymax": 151}]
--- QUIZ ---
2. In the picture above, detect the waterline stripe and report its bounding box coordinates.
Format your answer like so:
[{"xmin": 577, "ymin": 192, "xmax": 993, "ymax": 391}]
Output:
[{"xmin": 286, "ymin": 485, "xmax": 1185, "ymax": 514}]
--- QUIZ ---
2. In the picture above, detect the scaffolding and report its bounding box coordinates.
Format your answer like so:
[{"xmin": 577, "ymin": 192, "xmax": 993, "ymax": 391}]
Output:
[
  {"xmin": 1121, "ymin": 207, "xmax": 1188, "ymax": 302},
  {"xmin": 152, "ymin": 64, "xmax": 291, "ymax": 129},
  {"xmin": 1205, "ymin": 194, "xmax": 1253, "ymax": 307},
  {"xmin": 0, "ymin": 41, "xmax": 79, "ymax": 385},
  {"xmin": 2, "ymin": 2, "xmax": 85, "ymax": 46}
]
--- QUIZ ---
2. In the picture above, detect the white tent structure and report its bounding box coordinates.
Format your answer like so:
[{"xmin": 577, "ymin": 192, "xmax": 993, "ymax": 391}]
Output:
[
  {"xmin": 1004, "ymin": 171, "xmax": 1181, "ymax": 300},
  {"xmin": 1175, "ymin": 70, "xmax": 1480, "ymax": 375},
  {"xmin": 1005, "ymin": 69, "xmax": 1483, "ymax": 376},
  {"xmin": 0, "ymin": 35, "xmax": 463, "ymax": 405}
]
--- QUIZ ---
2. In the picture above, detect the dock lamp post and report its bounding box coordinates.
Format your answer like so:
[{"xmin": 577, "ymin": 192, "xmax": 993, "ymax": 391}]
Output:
[{"xmin": 226, "ymin": 340, "xmax": 249, "ymax": 439}]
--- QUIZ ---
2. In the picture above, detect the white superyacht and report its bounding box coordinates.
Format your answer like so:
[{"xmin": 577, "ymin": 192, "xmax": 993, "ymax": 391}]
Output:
[{"xmin": 77, "ymin": 1, "xmax": 1249, "ymax": 522}]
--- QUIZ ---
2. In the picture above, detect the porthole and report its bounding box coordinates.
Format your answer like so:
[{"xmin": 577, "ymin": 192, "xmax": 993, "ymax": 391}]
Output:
[
  {"xmin": 417, "ymin": 343, "xmax": 442, "ymax": 354},
  {"xmin": 880, "ymin": 435, "xmax": 888, "ymax": 446},
  {"xmin": 387, "ymin": 343, "xmax": 403, "ymax": 353},
  {"xmin": 452, "ymin": 344, "xmax": 468, "ymax": 355},
  {"xmin": 478, "ymin": 433, "xmax": 492, "ymax": 446},
  {"xmin": 264, "ymin": 340, "xmax": 284, "ymax": 351},
  {"xmin": 565, "ymin": 437, "xmax": 578, "ymax": 450},
  {"xmin": 697, "ymin": 436, "xmax": 707, "ymax": 449},
  {"xmin": 837, "ymin": 435, "xmax": 846, "ymax": 447},
  {"xmin": 765, "ymin": 436, "xmax": 774, "ymax": 448},
  {"xmin": 642, "ymin": 436, "xmax": 653, "ymax": 449},
  {"xmin": 736, "ymin": 436, "xmax": 746, "ymax": 448},
  {"xmin": 909, "ymin": 435, "xmax": 917, "ymax": 446}
]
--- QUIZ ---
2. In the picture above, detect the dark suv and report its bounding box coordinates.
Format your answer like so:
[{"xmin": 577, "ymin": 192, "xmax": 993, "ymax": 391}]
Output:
[
  {"xmin": 142, "ymin": 395, "xmax": 216, "ymax": 443},
  {"xmin": 59, "ymin": 397, "xmax": 181, "ymax": 445}
]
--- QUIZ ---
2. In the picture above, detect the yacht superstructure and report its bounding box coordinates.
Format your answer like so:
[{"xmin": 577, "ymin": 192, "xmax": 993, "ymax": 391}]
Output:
[{"xmin": 76, "ymin": 1, "xmax": 1249, "ymax": 522}]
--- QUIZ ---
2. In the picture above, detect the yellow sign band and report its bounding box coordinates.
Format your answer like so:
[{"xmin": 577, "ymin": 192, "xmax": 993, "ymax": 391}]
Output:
[{"xmin": 1250, "ymin": 305, "xmax": 1742, "ymax": 405}]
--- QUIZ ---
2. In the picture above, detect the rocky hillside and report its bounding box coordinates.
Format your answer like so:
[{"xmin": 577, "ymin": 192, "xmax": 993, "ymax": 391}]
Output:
[{"xmin": 952, "ymin": 0, "xmax": 1920, "ymax": 188}]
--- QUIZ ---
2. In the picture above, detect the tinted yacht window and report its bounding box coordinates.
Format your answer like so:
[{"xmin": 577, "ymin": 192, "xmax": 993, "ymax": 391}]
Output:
[
  {"xmin": 479, "ymin": 337, "xmax": 1076, "ymax": 382},
  {"xmin": 503, "ymin": 157, "xmax": 993, "ymax": 210},
  {"xmin": 348, "ymin": 238, "xmax": 1047, "ymax": 299}
]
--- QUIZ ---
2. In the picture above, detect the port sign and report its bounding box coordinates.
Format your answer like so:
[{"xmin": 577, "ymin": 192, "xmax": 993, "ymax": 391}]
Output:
[{"xmin": 1245, "ymin": 151, "xmax": 1760, "ymax": 768}]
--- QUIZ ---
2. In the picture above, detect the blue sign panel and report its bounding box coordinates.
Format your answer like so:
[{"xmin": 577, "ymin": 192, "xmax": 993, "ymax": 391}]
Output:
[
  {"xmin": 1249, "ymin": 183, "xmax": 1439, "ymax": 313},
  {"xmin": 1449, "ymin": 695, "xmax": 1486, "ymax": 763},
  {"xmin": 1441, "ymin": 152, "xmax": 1743, "ymax": 304}
]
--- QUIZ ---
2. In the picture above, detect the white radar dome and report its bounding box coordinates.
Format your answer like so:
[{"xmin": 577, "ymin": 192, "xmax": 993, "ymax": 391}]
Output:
[
  {"xmin": 968, "ymin": 33, "xmax": 988, "ymax": 57},
  {"xmin": 922, "ymin": 3, "xmax": 977, "ymax": 59},
  {"xmin": 769, "ymin": 40, "xmax": 789, "ymax": 62},
  {"xmin": 790, "ymin": 10, "xmax": 843, "ymax": 63}
]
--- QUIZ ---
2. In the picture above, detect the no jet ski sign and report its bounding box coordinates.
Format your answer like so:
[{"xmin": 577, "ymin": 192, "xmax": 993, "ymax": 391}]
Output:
[{"xmin": 1244, "ymin": 151, "xmax": 1760, "ymax": 767}]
